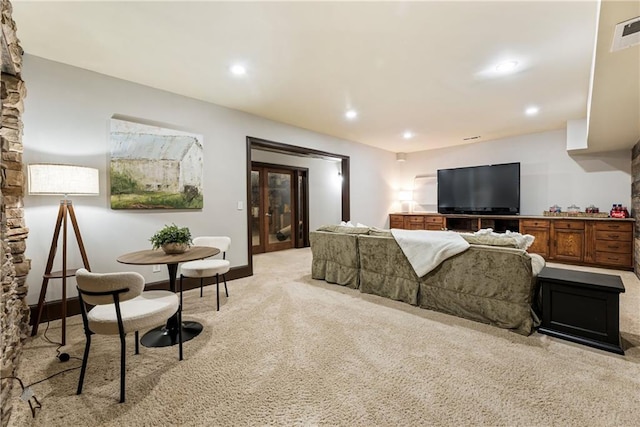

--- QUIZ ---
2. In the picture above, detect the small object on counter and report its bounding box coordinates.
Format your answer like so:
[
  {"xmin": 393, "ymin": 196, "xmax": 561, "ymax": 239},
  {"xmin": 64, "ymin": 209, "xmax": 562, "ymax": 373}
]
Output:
[
  {"xmin": 549, "ymin": 204, "xmax": 561, "ymax": 213},
  {"xmin": 585, "ymin": 205, "xmax": 599, "ymax": 213},
  {"xmin": 567, "ymin": 204, "xmax": 580, "ymax": 214},
  {"xmin": 610, "ymin": 203, "xmax": 628, "ymax": 218}
]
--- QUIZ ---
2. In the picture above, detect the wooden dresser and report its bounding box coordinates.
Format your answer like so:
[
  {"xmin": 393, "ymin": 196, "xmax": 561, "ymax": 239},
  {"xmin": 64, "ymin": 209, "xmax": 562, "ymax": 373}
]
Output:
[{"xmin": 389, "ymin": 213, "xmax": 635, "ymax": 270}]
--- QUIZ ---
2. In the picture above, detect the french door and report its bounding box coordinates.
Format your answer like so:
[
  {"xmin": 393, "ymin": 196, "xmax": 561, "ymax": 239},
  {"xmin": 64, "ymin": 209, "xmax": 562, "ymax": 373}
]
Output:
[{"xmin": 251, "ymin": 163, "xmax": 308, "ymax": 254}]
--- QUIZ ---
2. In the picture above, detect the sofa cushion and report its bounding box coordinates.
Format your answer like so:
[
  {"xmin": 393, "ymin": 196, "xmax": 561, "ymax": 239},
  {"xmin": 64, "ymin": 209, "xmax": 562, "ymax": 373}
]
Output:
[
  {"xmin": 368, "ymin": 227, "xmax": 392, "ymax": 237},
  {"xmin": 459, "ymin": 229, "xmax": 534, "ymax": 250},
  {"xmin": 316, "ymin": 224, "xmax": 371, "ymax": 234}
]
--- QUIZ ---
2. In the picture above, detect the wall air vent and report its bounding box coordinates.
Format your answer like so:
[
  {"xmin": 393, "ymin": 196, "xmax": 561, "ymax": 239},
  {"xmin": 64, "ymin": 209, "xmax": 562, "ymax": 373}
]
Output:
[
  {"xmin": 463, "ymin": 136, "xmax": 481, "ymax": 141},
  {"xmin": 611, "ymin": 16, "xmax": 640, "ymax": 52}
]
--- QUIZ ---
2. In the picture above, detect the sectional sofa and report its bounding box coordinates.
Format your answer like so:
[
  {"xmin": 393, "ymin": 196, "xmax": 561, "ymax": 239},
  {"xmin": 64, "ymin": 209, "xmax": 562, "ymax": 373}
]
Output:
[{"xmin": 309, "ymin": 225, "xmax": 545, "ymax": 335}]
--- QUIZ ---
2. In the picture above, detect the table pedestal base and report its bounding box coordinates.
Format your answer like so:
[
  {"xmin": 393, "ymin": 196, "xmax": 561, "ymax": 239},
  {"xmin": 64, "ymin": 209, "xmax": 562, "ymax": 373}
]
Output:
[{"xmin": 140, "ymin": 321, "xmax": 203, "ymax": 348}]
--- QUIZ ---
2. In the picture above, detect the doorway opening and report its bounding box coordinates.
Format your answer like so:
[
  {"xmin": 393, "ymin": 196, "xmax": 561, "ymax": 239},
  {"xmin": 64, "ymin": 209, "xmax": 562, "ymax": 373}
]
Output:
[
  {"xmin": 251, "ymin": 162, "xmax": 309, "ymax": 254},
  {"xmin": 246, "ymin": 137, "xmax": 350, "ymax": 275}
]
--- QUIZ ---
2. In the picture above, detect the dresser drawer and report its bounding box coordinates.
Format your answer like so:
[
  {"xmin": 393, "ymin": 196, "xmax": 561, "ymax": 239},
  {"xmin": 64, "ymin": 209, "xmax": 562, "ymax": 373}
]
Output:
[
  {"xmin": 389, "ymin": 215, "xmax": 404, "ymax": 228},
  {"xmin": 520, "ymin": 219, "xmax": 549, "ymax": 228},
  {"xmin": 405, "ymin": 215, "xmax": 425, "ymax": 224},
  {"xmin": 406, "ymin": 223, "xmax": 424, "ymax": 230},
  {"xmin": 424, "ymin": 216, "xmax": 444, "ymax": 224},
  {"xmin": 553, "ymin": 220, "xmax": 585, "ymax": 230},
  {"xmin": 595, "ymin": 252, "xmax": 632, "ymax": 267},
  {"xmin": 595, "ymin": 222, "xmax": 633, "ymax": 232},
  {"xmin": 404, "ymin": 216, "xmax": 424, "ymax": 229},
  {"xmin": 595, "ymin": 240, "xmax": 632, "ymax": 253},
  {"xmin": 426, "ymin": 224, "xmax": 443, "ymax": 231},
  {"xmin": 595, "ymin": 230, "xmax": 632, "ymax": 242}
]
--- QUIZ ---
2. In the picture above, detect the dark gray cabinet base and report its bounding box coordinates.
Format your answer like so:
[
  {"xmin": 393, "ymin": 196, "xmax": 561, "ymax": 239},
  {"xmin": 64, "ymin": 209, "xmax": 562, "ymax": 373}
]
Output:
[{"xmin": 537, "ymin": 267, "xmax": 625, "ymax": 355}]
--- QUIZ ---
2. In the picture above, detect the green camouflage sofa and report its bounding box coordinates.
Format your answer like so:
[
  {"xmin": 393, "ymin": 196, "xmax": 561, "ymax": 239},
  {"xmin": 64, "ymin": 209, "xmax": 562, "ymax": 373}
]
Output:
[
  {"xmin": 309, "ymin": 225, "xmax": 370, "ymax": 289},
  {"xmin": 358, "ymin": 234, "xmax": 545, "ymax": 335},
  {"xmin": 310, "ymin": 227, "xmax": 545, "ymax": 335}
]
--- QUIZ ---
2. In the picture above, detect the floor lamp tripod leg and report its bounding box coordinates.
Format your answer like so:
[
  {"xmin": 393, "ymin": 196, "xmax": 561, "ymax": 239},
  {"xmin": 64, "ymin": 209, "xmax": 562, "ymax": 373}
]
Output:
[
  {"xmin": 67, "ymin": 202, "xmax": 91, "ymax": 270},
  {"xmin": 31, "ymin": 203, "xmax": 65, "ymax": 337}
]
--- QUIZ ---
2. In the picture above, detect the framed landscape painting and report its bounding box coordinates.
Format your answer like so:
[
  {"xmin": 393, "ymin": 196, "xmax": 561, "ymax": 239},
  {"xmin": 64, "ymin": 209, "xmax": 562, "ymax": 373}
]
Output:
[{"xmin": 109, "ymin": 118, "xmax": 204, "ymax": 209}]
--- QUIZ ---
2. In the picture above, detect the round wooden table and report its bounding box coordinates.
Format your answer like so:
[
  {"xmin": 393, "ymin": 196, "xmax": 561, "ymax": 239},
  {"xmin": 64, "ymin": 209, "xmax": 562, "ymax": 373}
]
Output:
[{"xmin": 117, "ymin": 246, "xmax": 219, "ymax": 347}]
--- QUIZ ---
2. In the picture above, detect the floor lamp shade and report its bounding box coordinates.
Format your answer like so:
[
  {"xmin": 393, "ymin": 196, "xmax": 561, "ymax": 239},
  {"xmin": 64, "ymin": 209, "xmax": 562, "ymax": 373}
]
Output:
[
  {"xmin": 28, "ymin": 163, "xmax": 99, "ymax": 196},
  {"xmin": 28, "ymin": 163, "xmax": 98, "ymax": 346}
]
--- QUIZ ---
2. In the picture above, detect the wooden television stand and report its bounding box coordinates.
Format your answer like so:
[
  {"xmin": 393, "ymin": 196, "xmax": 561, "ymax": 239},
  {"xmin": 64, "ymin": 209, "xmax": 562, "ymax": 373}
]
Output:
[{"xmin": 389, "ymin": 213, "xmax": 634, "ymax": 270}]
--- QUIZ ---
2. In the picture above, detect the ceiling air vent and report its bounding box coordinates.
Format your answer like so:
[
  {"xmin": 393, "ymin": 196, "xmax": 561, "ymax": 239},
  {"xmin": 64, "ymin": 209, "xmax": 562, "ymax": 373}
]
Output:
[{"xmin": 611, "ymin": 16, "xmax": 640, "ymax": 52}]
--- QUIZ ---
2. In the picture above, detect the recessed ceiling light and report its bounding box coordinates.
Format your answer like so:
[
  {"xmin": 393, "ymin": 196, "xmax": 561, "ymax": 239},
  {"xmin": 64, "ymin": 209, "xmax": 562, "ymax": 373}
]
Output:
[
  {"xmin": 525, "ymin": 106, "xmax": 540, "ymax": 116},
  {"xmin": 345, "ymin": 110, "xmax": 358, "ymax": 120},
  {"xmin": 403, "ymin": 131, "xmax": 414, "ymax": 139},
  {"xmin": 230, "ymin": 64, "xmax": 246, "ymax": 76},
  {"xmin": 495, "ymin": 60, "xmax": 518, "ymax": 73}
]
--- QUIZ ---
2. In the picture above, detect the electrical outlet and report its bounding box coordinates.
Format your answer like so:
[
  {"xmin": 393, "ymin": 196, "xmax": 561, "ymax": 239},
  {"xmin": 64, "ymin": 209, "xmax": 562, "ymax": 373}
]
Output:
[{"xmin": 152, "ymin": 265, "xmax": 161, "ymax": 273}]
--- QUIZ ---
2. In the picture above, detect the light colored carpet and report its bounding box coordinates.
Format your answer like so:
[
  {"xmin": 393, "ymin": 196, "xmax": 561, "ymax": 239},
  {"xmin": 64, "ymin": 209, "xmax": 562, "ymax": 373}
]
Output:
[{"xmin": 7, "ymin": 249, "xmax": 640, "ymax": 426}]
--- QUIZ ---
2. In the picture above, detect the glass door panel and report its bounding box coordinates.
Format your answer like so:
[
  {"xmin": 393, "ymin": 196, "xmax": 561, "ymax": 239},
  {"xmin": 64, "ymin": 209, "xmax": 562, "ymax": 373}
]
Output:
[
  {"xmin": 265, "ymin": 170, "xmax": 293, "ymax": 251},
  {"xmin": 251, "ymin": 170, "xmax": 263, "ymax": 252}
]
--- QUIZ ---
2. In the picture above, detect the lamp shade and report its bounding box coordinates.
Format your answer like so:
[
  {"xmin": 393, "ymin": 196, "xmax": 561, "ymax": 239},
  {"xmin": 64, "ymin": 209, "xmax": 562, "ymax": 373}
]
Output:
[
  {"xmin": 28, "ymin": 163, "xmax": 99, "ymax": 196},
  {"xmin": 398, "ymin": 190, "xmax": 413, "ymax": 202}
]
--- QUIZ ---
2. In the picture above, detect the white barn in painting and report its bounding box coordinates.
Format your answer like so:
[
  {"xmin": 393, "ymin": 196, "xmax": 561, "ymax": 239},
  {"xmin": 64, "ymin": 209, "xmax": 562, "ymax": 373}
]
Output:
[{"xmin": 111, "ymin": 132, "xmax": 203, "ymax": 194}]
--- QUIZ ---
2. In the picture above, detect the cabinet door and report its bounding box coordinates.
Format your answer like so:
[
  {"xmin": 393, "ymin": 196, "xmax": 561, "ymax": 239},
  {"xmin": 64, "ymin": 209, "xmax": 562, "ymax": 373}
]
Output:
[
  {"xmin": 522, "ymin": 227, "xmax": 550, "ymax": 258},
  {"xmin": 552, "ymin": 229, "xmax": 584, "ymax": 262}
]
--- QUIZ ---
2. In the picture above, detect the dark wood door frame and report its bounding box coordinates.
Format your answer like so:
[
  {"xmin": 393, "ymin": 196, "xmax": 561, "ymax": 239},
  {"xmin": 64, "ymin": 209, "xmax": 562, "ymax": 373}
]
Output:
[{"xmin": 246, "ymin": 136, "xmax": 350, "ymax": 276}]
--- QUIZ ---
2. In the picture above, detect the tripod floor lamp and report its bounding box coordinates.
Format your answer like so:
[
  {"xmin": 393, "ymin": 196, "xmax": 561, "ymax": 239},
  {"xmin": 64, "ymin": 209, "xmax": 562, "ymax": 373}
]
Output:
[{"xmin": 28, "ymin": 163, "xmax": 99, "ymax": 346}]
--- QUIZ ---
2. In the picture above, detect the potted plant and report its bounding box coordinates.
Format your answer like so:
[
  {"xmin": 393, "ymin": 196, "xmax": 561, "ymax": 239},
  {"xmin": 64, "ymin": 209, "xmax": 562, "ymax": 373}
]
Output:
[{"xmin": 150, "ymin": 224, "xmax": 193, "ymax": 254}]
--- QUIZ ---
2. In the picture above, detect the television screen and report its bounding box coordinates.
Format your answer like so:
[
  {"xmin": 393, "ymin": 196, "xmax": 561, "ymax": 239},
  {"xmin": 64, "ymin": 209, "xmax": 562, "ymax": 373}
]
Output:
[{"xmin": 437, "ymin": 162, "xmax": 520, "ymax": 215}]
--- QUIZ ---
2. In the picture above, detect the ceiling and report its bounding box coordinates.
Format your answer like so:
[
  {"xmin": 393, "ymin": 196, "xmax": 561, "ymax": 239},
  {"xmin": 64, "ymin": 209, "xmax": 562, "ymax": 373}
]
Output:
[{"xmin": 10, "ymin": 1, "xmax": 640, "ymax": 154}]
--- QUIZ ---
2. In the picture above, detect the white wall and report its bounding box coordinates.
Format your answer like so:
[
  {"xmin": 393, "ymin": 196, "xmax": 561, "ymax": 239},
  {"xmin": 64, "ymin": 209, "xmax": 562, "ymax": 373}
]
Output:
[
  {"xmin": 21, "ymin": 55, "xmax": 398, "ymax": 305},
  {"xmin": 251, "ymin": 150, "xmax": 342, "ymax": 230},
  {"xmin": 398, "ymin": 130, "xmax": 631, "ymax": 215}
]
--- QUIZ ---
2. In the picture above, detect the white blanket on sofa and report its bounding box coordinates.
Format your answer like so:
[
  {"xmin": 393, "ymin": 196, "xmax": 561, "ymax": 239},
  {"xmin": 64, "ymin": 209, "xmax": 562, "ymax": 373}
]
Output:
[{"xmin": 391, "ymin": 229, "xmax": 470, "ymax": 277}]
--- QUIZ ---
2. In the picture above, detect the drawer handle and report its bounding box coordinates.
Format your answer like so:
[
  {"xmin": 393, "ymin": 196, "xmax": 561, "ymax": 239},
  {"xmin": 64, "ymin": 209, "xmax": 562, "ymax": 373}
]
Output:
[
  {"xmin": 608, "ymin": 225, "xmax": 620, "ymax": 229},
  {"xmin": 607, "ymin": 234, "xmax": 620, "ymax": 239},
  {"xmin": 607, "ymin": 257, "xmax": 619, "ymax": 261},
  {"xmin": 607, "ymin": 245, "xmax": 620, "ymax": 249}
]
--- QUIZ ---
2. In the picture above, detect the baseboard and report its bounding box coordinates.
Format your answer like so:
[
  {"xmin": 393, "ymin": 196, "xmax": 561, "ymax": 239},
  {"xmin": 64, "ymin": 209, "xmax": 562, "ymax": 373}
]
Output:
[{"xmin": 29, "ymin": 264, "xmax": 252, "ymax": 326}]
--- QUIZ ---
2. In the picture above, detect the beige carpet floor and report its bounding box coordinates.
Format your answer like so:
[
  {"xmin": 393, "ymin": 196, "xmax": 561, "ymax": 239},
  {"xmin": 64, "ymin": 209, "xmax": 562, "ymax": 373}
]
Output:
[{"xmin": 7, "ymin": 248, "xmax": 640, "ymax": 426}]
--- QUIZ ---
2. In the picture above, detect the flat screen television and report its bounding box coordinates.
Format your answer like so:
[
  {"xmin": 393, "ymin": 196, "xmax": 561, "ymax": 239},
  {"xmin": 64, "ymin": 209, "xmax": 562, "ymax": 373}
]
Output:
[{"xmin": 437, "ymin": 162, "xmax": 520, "ymax": 215}]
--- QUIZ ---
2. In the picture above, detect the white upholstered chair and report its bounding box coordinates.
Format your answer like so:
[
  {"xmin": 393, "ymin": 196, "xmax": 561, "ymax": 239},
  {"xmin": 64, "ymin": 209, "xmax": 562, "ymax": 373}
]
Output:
[
  {"xmin": 75, "ymin": 268, "xmax": 182, "ymax": 403},
  {"xmin": 180, "ymin": 236, "xmax": 231, "ymax": 311}
]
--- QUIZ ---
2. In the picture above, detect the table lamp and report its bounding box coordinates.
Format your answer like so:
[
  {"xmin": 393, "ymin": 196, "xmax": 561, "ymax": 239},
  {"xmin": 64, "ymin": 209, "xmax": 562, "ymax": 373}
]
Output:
[
  {"xmin": 399, "ymin": 190, "xmax": 413, "ymax": 213},
  {"xmin": 28, "ymin": 163, "xmax": 99, "ymax": 346}
]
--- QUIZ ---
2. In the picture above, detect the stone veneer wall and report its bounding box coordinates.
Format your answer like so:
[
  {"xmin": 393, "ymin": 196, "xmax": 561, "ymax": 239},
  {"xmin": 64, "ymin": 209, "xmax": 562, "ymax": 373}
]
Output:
[
  {"xmin": 632, "ymin": 141, "xmax": 640, "ymax": 278},
  {"xmin": 1, "ymin": 1, "xmax": 30, "ymax": 425}
]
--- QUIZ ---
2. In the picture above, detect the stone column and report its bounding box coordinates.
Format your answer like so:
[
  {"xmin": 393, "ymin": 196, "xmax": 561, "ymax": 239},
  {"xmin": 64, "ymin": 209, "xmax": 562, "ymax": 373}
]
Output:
[{"xmin": 1, "ymin": 1, "xmax": 31, "ymax": 425}]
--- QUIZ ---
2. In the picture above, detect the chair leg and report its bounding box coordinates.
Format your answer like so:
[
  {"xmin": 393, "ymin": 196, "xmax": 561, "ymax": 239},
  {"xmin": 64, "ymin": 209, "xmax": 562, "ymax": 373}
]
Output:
[
  {"xmin": 179, "ymin": 275, "xmax": 184, "ymax": 361},
  {"xmin": 216, "ymin": 274, "xmax": 220, "ymax": 311},
  {"xmin": 135, "ymin": 331, "xmax": 139, "ymax": 355},
  {"xmin": 223, "ymin": 274, "xmax": 228, "ymax": 297},
  {"xmin": 178, "ymin": 306, "xmax": 184, "ymax": 361},
  {"xmin": 76, "ymin": 334, "xmax": 91, "ymax": 395},
  {"xmin": 200, "ymin": 277, "xmax": 203, "ymax": 298},
  {"xmin": 180, "ymin": 274, "xmax": 184, "ymax": 308},
  {"xmin": 119, "ymin": 332, "xmax": 126, "ymax": 403}
]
